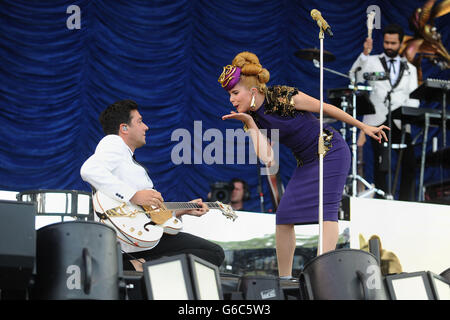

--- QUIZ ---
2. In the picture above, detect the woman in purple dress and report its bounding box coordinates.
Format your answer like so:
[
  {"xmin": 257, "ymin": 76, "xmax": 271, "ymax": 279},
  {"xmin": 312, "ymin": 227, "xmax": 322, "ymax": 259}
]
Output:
[{"xmin": 218, "ymin": 52, "xmax": 389, "ymax": 278}]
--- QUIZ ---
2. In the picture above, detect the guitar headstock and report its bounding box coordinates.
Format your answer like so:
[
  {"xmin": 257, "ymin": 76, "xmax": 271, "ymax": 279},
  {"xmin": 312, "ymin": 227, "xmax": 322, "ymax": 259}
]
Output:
[
  {"xmin": 366, "ymin": 10, "xmax": 376, "ymax": 53},
  {"xmin": 214, "ymin": 201, "xmax": 238, "ymax": 221},
  {"xmin": 367, "ymin": 11, "xmax": 376, "ymax": 32}
]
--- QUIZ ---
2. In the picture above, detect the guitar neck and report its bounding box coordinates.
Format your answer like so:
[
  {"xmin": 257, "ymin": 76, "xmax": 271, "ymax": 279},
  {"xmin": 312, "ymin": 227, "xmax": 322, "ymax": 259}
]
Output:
[
  {"xmin": 163, "ymin": 202, "xmax": 222, "ymax": 211},
  {"xmin": 367, "ymin": 12, "xmax": 375, "ymax": 40}
]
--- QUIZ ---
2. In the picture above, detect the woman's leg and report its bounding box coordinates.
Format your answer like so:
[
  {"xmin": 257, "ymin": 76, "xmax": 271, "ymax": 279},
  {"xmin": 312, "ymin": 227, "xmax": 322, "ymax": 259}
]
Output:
[
  {"xmin": 276, "ymin": 221, "xmax": 339, "ymax": 276},
  {"xmin": 318, "ymin": 221, "xmax": 339, "ymax": 255},
  {"xmin": 275, "ymin": 224, "xmax": 296, "ymax": 277}
]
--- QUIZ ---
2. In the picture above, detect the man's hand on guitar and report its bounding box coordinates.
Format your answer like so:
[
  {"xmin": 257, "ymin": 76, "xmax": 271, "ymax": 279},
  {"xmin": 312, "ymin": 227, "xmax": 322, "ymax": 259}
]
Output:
[
  {"xmin": 130, "ymin": 189, "xmax": 164, "ymax": 208},
  {"xmin": 176, "ymin": 198, "xmax": 209, "ymax": 218}
]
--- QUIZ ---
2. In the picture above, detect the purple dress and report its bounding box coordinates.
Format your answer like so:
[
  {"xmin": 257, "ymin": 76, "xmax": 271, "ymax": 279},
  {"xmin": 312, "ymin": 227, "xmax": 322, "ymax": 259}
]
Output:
[{"xmin": 251, "ymin": 86, "xmax": 351, "ymax": 225}]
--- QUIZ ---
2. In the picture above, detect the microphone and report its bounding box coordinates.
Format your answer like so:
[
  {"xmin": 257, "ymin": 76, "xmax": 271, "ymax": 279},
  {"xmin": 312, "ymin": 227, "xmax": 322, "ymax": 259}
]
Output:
[
  {"xmin": 350, "ymin": 66, "xmax": 362, "ymax": 83},
  {"xmin": 311, "ymin": 9, "xmax": 333, "ymax": 37},
  {"xmin": 363, "ymin": 71, "xmax": 389, "ymax": 81},
  {"xmin": 354, "ymin": 66, "xmax": 362, "ymax": 76}
]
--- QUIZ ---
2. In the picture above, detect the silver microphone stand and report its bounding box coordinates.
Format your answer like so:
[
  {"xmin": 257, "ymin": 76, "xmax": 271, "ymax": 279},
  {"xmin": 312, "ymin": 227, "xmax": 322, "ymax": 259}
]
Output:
[{"xmin": 316, "ymin": 31, "xmax": 325, "ymax": 256}]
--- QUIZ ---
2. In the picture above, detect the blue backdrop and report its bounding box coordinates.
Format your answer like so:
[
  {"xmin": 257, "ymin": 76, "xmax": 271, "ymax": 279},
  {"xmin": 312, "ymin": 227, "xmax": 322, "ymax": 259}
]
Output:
[{"xmin": 0, "ymin": 0, "xmax": 449, "ymax": 212}]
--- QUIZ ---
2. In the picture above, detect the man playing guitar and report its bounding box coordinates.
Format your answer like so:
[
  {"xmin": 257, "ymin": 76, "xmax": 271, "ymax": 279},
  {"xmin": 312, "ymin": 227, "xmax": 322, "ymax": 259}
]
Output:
[{"xmin": 81, "ymin": 99, "xmax": 225, "ymax": 271}]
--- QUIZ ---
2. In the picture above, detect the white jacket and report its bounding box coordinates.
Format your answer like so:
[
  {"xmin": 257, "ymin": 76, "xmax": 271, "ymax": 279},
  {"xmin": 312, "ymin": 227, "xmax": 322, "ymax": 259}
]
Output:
[
  {"xmin": 80, "ymin": 134, "xmax": 154, "ymax": 253},
  {"xmin": 350, "ymin": 53, "xmax": 420, "ymax": 130}
]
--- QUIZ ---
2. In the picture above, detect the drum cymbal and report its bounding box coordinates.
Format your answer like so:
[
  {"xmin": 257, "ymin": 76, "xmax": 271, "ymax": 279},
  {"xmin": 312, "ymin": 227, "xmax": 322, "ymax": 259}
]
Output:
[{"xmin": 294, "ymin": 48, "xmax": 336, "ymax": 62}]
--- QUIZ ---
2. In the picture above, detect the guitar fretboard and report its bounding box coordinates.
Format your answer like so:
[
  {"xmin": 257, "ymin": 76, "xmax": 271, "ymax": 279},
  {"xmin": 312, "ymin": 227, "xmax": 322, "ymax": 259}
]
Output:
[{"xmin": 164, "ymin": 202, "xmax": 222, "ymax": 211}]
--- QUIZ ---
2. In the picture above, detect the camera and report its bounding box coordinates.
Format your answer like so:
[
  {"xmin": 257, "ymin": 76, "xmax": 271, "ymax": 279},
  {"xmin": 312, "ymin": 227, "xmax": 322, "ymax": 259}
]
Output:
[{"xmin": 209, "ymin": 182, "xmax": 233, "ymax": 204}]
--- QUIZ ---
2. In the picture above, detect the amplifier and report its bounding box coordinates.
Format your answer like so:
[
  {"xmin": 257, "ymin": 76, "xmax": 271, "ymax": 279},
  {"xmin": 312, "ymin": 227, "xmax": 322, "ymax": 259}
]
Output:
[{"xmin": 0, "ymin": 200, "xmax": 36, "ymax": 290}]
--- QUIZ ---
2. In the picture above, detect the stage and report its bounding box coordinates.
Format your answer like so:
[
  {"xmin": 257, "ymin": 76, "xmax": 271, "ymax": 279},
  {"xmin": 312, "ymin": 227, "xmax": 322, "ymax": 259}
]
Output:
[
  {"xmin": 1, "ymin": 191, "xmax": 450, "ymax": 300},
  {"xmin": 182, "ymin": 197, "xmax": 450, "ymax": 276},
  {"xmin": 2, "ymin": 189, "xmax": 447, "ymax": 275},
  {"xmin": 116, "ymin": 197, "xmax": 450, "ymax": 300}
]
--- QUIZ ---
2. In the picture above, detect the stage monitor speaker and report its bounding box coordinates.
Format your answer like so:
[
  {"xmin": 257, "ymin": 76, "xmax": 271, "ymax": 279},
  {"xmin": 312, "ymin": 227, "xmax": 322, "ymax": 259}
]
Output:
[
  {"xmin": 385, "ymin": 271, "xmax": 435, "ymax": 300},
  {"xmin": 427, "ymin": 271, "xmax": 450, "ymax": 300},
  {"xmin": 143, "ymin": 254, "xmax": 223, "ymax": 300},
  {"xmin": 220, "ymin": 273, "xmax": 243, "ymax": 300},
  {"xmin": 189, "ymin": 254, "xmax": 223, "ymax": 300},
  {"xmin": 300, "ymin": 249, "xmax": 388, "ymax": 300},
  {"xmin": 0, "ymin": 200, "xmax": 36, "ymax": 291},
  {"xmin": 441, "ymin": 268, "xmax": 450, "ymax": 282},
  {"xmin": 120, "ymin": 271, "xmax": 146, "ymax": 300},
  {"xmin": 33, "ymin": 221, "xmax": 121, "ymax": 300},
  {"xmin": 237, "ymin": 275, "xmax": 284, "ymax": 300}
]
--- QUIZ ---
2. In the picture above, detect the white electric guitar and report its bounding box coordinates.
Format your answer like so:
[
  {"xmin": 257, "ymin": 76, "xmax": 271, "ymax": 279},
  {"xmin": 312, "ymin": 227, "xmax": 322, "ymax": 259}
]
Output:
[
  {"xmin": 367, "ymin": 10, "xmax": 376, "ymax": 54},
  {"xmin": 92, "ymin": 190, "xmax": 237, "ymax": 249}
]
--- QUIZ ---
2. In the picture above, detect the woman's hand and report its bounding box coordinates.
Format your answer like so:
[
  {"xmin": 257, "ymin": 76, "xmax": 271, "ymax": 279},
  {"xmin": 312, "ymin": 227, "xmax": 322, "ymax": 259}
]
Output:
[
  {"xmin": 223, "ymin": 110, "xmax": 274, "ymax": 167},
  {"xmin": 362, "ymin": 124, "xmax": 390, "ymax": 144},
  {"xmin": 222, "ymin": 111, "xmax": 253, "ymax": 125}
]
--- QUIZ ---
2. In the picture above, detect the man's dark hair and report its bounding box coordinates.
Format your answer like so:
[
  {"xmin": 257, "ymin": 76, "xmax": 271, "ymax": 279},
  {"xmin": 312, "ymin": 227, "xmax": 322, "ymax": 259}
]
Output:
[
  {"xmin": 99, "ymin": 99, "xmax": 138, "ymax": 135},
  {"xmin": 383, "ymin": 24, "xmax": 404, "ymax": 43}
]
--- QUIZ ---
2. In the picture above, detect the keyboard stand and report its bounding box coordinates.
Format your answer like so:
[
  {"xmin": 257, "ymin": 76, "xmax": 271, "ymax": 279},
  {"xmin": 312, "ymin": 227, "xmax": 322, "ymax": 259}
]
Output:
[{"xmin": 416, "ymin": 112, "xmax": 450, "ymax": 201}]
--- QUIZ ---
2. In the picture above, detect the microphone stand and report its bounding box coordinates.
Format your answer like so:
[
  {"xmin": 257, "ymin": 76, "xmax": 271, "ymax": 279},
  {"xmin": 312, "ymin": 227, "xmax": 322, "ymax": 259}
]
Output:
[
  {"xmin": 351, "ymin": 69, "xmax": 360, "ymax": 197},
  {"xmin": 257, "ymin": 161, "xmax": 265, "ymax": 212},
  {"xmin": 316, "ymin": 28, "xmax": 325, "ymax": 256},
  {"xmin": 384, "ymin": 89, "xmax": 394, "ymax": 200},
  {"xmin": 313, "ymin": 59, "xmax": 350, "ymax": 79}
]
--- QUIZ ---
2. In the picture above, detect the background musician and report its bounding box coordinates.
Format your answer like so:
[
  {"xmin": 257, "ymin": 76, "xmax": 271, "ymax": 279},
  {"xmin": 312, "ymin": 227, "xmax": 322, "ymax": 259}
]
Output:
[{"xmin": 350, "ymin": 24, "xmax": 420, "ymax": 201}]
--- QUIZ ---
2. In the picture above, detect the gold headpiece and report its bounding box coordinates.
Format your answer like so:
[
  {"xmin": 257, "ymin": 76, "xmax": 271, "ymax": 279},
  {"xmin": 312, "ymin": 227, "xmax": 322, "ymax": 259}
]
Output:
[{"xmin": 218, "ymin": 65, "xmax": 241, "ymax": 90}]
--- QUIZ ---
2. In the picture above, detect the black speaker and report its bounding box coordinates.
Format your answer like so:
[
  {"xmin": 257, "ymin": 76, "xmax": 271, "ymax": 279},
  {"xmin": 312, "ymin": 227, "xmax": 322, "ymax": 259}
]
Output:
[
  {"xmin": 220, "ymin": 273, "xmax": 243, "ymax": 300},
  {"xmin": 237, "ymin": 275, "xmax": 284, "ymax": 300},
  {"xmin": 33, "ymin": 221, "xmax": 120, "ymax": 300},
  {"xmin": 0, "ymin": 200, "xmax": 36, "ymax": 291},
  {"xmin": 120, "ymin": 271, "xmax": 147, "ymax": 300},
  {"xmin": 300, "ymin": 249, "xmax": 389, "ymax": 300},
  {"xmin": 441, "ymin": 268, "xmax": 450, "ymax": 282}
]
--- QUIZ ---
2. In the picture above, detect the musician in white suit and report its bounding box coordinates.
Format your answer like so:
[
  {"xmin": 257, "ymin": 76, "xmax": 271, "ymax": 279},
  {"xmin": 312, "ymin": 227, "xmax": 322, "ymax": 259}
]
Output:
[
  {"xmin": 80, "ymin": 99, "xmax": 224, "ymax": 271},
  {"xmin": 350, "ymin": 24, "xmax": 420, "ymax": 201}
]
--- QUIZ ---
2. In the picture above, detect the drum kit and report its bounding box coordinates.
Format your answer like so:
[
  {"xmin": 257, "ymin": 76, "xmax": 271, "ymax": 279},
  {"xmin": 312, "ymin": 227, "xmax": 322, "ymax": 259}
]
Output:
[{"xmin": 295, "ymin": 47, "xmax": 384, "ymax": 199}]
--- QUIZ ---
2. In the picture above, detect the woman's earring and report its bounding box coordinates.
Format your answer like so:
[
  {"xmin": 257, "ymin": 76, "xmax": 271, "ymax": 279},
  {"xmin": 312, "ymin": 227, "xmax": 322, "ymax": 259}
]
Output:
[{"xmin": 250, "ymin": 95, "xmax": 256, "ymax": 111}]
